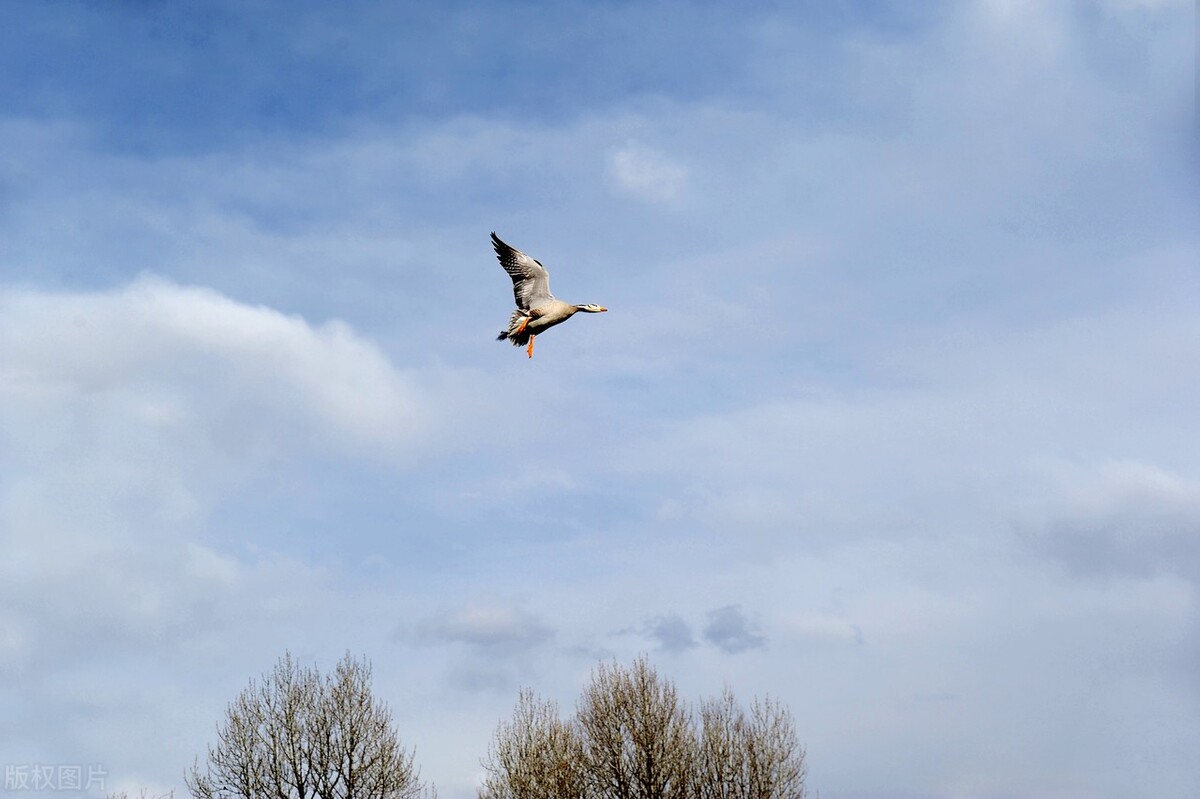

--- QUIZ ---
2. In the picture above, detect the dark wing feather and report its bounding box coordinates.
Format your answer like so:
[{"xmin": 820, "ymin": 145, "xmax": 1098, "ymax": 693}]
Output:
[{"xmin": 492, "ymin": 232, "xmax": 554, "ymax": 311}]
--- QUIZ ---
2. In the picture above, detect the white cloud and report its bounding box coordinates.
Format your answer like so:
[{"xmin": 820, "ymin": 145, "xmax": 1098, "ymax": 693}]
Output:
[
  {"xmin": 2, "ymin": 276, "xmax": 428, "ymax": 457},
  {"xmin": 606, "ymin": 139, "xmax": 689, "ymax": 204},
  {"xmin": 406, "ymin": 602, "xmax": 557, "ymax": 695},
  {"xmin": 0, "ymin": 276, "xmax": 442, "ymax": 678},
  {"xmin": 416, "ymin": 603, "xmax": 555, "ymax": 653},
  {"xmin": 971, "ymin": 0, "xmax": 1071, "ymax": 61},
  {"xmin": 777, "ymin": 613, "xmax": 864, "ymax": 647}
]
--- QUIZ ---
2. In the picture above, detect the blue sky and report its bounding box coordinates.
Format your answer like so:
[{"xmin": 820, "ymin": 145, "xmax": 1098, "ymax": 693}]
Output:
[{"xmin": 1, "ymin": 1, "xmax": 1197, "ymax": 798}]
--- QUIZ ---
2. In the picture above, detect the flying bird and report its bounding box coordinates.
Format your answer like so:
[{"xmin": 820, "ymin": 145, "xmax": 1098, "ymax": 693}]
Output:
[{"xmin": 492, "ymin": 232, "xmax": 607, "ymax": 358}]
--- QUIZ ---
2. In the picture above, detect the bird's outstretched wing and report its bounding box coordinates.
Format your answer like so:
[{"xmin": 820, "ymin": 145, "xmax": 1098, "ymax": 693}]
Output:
[{"xmin": 492, "ymin": 232, "xmax": 554, "ymax": 311}]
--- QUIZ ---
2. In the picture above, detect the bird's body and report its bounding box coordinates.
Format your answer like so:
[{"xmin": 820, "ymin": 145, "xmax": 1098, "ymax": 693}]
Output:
[{"xmin": 491, "ymin": 232, "xmax": 606, "ymax": 357}]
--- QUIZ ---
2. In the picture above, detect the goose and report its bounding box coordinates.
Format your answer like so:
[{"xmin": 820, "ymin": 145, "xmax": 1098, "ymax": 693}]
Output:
[{"xmin": 492, "ymin": 232, "xmax": 607, "ymax": 358}]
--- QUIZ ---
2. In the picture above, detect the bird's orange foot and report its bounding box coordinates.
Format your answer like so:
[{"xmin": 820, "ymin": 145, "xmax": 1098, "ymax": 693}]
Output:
[
  {"xmin": 515, "ymin": 316, "xmax": 530, "ymax": 336},
  {"xmin": 526, "ymin": 336, "xmax": 535, "ymax": 358}
]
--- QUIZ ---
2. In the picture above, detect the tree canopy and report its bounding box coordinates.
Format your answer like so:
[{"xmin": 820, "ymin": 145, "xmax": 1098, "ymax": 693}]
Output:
[
  {"xmin": 187, "ymin": 652, "xmax": 429, "ymax": 799},
  {"xmin": 481, "ymin": 656, "xmax": 806, "ymax": 799}
]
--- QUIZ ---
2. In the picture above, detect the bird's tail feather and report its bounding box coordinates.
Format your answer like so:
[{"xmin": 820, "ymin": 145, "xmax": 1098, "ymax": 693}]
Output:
[{"xmin": 497, "ymin": 311, "xmax": 532, "ymax": 345}]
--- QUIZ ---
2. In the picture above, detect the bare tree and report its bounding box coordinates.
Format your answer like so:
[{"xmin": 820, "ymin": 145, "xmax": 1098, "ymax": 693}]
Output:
[
  {"xmin": 479, "ymin": 688, "xmax": 587, "ymax": 799},
  {"xmin": 576, "ymin": 657, "xmax": 695, "ymax": 799},
  {"xmin": 187, "ymin": 652, "xmax": 429, "ymax": 799},
  {"xmin": 481, "ymin": 659, "xmax": 806, "ymax": 799},
  {"xmin": 697, "ymin": 689, "xmax": 806, "ymax": 799}
]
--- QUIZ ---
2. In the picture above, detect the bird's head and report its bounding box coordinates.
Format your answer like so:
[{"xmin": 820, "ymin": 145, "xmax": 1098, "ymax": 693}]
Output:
[{"xmin": 576, "ymin": 304, "xmax": 608, "ymax": 313}]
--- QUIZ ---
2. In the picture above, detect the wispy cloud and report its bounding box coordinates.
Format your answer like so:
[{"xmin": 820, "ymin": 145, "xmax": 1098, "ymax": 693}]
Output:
[
  {"xmin": 1024, "ymin": 460, "xmax": 1200, "ymax": 582},
  {"xmin": 606, "ymin": 140, "xmax": 688, "ymax": 204},
  {"xmin": 414, "ymin": 603, "xmax": 555, "ymax": 655}
]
